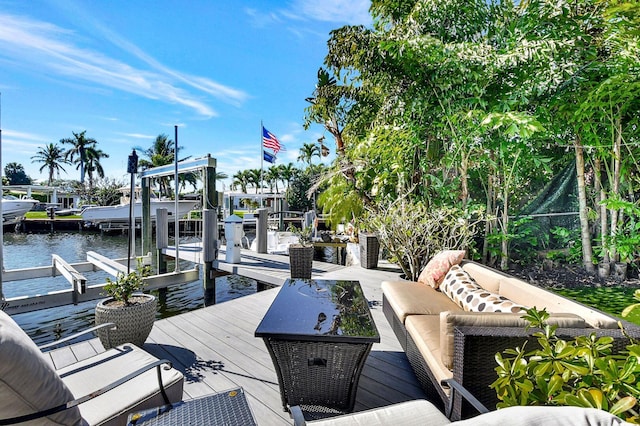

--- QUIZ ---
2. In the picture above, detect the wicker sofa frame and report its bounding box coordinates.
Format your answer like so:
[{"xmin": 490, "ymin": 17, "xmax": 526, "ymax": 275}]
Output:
[{"xmin": 383, "ymin": 296, "xmax": 640, "ymax": 420}]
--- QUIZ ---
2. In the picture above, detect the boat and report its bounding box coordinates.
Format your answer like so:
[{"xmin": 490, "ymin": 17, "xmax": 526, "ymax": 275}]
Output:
[
  {"xmin": 2, "ymin": 195, "xmax": 39, "ymax": 226},
  {"xmin": 81, "ymin": 189, "xmax": 199, "ymax": 226}
]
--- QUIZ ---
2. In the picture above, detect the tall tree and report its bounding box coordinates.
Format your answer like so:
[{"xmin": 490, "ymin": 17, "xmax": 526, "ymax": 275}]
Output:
[
  {"xmin": 138, "ymin": 134, "xmax": 176, "ymax": 197},
  {"xmin": 4, "ymin": 162, "xmax": 31, "ymax": 185},
  {"xmin": 297, "ymin": 143, "xmax": 321, "ymax": 169},
  {"xmin": 31, "ymin": 143, "xmax": 70, "ymax": 185},
  {"xmin": 84, "ymin": 147, "xmax": 109, "ymax": 190},
  {"xmin": 61, "ymin": 131, "xmax": 98, "ymax": 185}
]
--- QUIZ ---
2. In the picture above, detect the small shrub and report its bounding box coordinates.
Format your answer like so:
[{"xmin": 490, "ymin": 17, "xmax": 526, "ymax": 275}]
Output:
[{"xmin": 491, "ymin": 307, "xmax": 640, "ymax": 423}]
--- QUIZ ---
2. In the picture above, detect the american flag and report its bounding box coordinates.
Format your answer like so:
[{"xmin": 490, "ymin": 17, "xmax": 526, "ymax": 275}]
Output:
[{"xmin": 262, "ymin": 126, "xmax": 284, "ymax": 154}]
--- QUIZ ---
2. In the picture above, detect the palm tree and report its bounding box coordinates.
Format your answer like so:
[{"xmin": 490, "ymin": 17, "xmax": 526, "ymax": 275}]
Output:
[
  {"xmin": 297, "ymin": 143, "xmax": 321, "ymax": 169},
  {"xmin": 60, "ymin": 131, "xmax": 98, "ymax": 185},
  {"xmin": 31, "ymin": 143, "xmax": 70, "ymax": 185},
  {"xmin": 278, "ymin": 163, "xmax": 298, "ymax": 190},
  {"xmin": 265, "ymin": 166, "xmax": 280, "ymax": 193},
  {"xmin": 247, "ymin": 169, "xmax": 262, "ymax": 194},
  {"xmin": 138, "ymin": 134, "xmax": 176, "ymax": 197},
  {"xmin": 232, "ymin": 170, "xmax": 250, "ymax": 193},
  {"xmin": 84, "ymin": 148, "xmax": 109, "ymax": 190}
]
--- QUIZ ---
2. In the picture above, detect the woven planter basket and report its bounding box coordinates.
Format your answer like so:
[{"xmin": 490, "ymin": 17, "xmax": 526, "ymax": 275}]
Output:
[
  {"xmin": 359, "ymin": 233, "xmax": 380, "ymax": 269},
  {"xmin": 95, "ymin": 294, "xmax": 157, "ymax": 349},
  {"xmin": 289, "ymin": 245, "xmax": 314, "ymax": 279}
]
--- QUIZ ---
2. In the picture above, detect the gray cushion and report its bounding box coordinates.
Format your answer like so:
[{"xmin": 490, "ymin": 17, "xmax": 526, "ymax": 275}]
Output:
[
  {"xmin": 0, "ymin": 310, "xmax": 82, "ymax": 425},
  {"xmin": 453, "ymin": 405, "xmax": 633, "ymax": 425},
  {"xmin": 306, "ymin": 399, "xmax": 451, "ymax": 426},
  {"xmin": 59, "ymin": 344, "xmax": 184, "ymax": 426}
]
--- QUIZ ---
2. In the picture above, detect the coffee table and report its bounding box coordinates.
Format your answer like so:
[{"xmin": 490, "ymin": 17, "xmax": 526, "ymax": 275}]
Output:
[
  {"xmin": 126, "ymin": 388, "xmax": 256, "ymax": 426},
  {"xmin": 255, "ymin": 279, "xmax": 379, "ymax": 419}
]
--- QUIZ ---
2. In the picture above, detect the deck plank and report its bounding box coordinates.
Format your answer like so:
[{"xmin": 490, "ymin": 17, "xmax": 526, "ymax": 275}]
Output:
[{"xmin": 47, "ymin": 254, "xmax": 426, "ymax": 424}]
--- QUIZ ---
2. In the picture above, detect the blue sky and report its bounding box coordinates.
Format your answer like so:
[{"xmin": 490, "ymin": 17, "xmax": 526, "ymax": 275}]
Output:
[{"xmin": 0, "ymin": 0, "xmax": 371, "ymax": 190}]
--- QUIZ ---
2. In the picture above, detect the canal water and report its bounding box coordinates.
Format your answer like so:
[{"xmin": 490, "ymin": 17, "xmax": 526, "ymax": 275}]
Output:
[{"xmin": 2, "ymin": 232, "xmax": 260, "ymax": 346}]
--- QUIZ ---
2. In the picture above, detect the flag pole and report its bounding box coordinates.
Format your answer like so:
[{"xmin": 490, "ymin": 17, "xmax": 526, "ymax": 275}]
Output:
[{"xmin": 260, "ymin": 121, "xmax": 264, "ymax": 207}]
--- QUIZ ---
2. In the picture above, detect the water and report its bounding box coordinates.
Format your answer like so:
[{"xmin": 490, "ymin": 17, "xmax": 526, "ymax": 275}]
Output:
[{"xmin": 2, "ymin": 232, "xmax": 260, "ymax": 346}]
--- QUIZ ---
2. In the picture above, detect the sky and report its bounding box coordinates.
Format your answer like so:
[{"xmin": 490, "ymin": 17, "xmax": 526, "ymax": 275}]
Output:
[{"xmin": 0, "ymin": 0, "xmax": 372, "ymax": 191}]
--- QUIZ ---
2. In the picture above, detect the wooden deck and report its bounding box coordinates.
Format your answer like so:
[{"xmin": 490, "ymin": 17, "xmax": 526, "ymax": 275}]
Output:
[{"xmin": 43, "ymin": 254, "xmax": 426, "ymax": 425}]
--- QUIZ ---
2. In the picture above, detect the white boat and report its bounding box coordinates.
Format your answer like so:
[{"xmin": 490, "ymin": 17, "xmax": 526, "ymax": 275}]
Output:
[
  {"xmin": 2, "ymin": 195, "xmax": 39, "ymax": 226},
  {"xmin": 81, "ymin": 190, "xmax": 199, "ymax": 225}
]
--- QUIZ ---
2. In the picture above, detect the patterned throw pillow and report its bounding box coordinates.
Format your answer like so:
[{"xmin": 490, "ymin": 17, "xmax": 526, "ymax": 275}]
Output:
[
  {"xmin": 439, "ymin": 265, "xmax": 481, "ymax": 308},
  {"xmin": 461, "ymin": 289, "xmax": 527, "ymax": 313},
  {"xmin": 417, "ymin": 250, "xmax": 466, "ymax": 288}
]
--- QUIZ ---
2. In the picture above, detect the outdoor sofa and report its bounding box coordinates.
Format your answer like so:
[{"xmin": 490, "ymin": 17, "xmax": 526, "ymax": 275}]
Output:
[{"xmin": 381, "ymin": 251, "xmax": 640, "ymax": 420}]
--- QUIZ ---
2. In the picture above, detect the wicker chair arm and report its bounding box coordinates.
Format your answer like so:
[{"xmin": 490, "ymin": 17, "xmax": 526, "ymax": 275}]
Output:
[
  {"xmin": 38, "ymin": 322, "xmax": 117, "ymax": 351},
  {"xmin": 0, "ymin": 358, "xmax": 173, "ymax": 425}
]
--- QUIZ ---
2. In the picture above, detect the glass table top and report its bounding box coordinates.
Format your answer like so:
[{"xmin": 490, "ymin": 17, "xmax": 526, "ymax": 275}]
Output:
[{"xmin": 255, "ymin": 279, "xmax": 380, "ymax": 343}]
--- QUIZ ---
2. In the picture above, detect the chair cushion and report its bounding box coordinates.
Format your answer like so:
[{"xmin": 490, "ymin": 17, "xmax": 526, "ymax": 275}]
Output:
[
  {"xmin": 452, "ymin": 405, "xmax": 631, "ymax": 425},
  {"xmin": 0, "ymin": 310, "xmax": 82, "ymax": 426},
  {"xmin": 417, "ymin": 250, "xmax": 466, "ymax": 288},
  {"xmin": 305, "ymin": 399, "xmax": 451, "ymax": 426},
  {"xmin": 58, "ymin": 344, "xmax": 184, "ymax": 426}
]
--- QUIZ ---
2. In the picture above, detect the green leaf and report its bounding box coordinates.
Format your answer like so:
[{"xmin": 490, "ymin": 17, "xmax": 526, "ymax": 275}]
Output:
[{"xmin": 610, "ymin": 396, "xmax": 637, "ymax": 416}]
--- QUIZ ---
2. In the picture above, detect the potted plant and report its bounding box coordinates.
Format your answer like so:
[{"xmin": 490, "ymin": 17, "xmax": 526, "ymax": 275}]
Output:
[
  {"xmin": 288, "ymin": 224, "xmax": 314, "ymax": 279},
  {"xmin": 95, "ymin": 261, "xmax": 156, "ymax": 349}
]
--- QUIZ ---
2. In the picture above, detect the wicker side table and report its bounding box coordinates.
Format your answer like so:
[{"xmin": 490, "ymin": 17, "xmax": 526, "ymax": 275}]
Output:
[
  {"xmin": 255, "ymin": 279, "xmax": 380, "ymax": 421},
  {"xmin": 359, "ymin": 233, "xmax": 379, "ymax": 269},
  {"xmin": 127, "ymin": 388, "xmax": 256, "ymax": 426}
]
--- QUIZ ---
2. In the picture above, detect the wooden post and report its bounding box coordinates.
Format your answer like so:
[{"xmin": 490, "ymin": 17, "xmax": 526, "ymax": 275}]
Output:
[
  {"xmin": 202, "ymin": 209, "xmax": 218, "ymax": 304},
  {"xmin": 156, "ymin": 208, "xmax": 168, "ymax": 274},
  {"xmin": 142, "ymin": 177, "xmax": 152, "ymax": 256},
  {"xmin": 256, "ymin": 208, "xmax": 268, "ymax": 254}
]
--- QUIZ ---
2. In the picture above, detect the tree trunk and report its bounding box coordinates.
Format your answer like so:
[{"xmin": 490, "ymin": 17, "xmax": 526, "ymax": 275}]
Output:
[
  {"xmin": 595, "ymin": 157, "xmax": 609, "ymax": 264},
  {"xmin": 609, "ymin": 113, "xmax": 622, "ymax": 261},
  {"xmin": 574, "ymin": 137, "xmax": 594, "ymax": 273},
  {"xmin": 482, "ymin": 168, "xmax": 495, "ymax": 265},
  {"xmin": 460, "ymin": 151, "xmax": 469, "ymax": 208},
  {"xmin": 500, "ymin": 185, "xmax": 509, "ymax": 271}
]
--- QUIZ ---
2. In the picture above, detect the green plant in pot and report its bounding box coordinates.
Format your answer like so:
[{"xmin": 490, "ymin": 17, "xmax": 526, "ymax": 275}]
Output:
[
  {"xmin": 95, "ymin": 261, "xmax": 156, "ymax": 349},
  {"xmin": 288, "ymin": 224, "xmax": 314, "ymax": 279},
  {"xmin": 491, "ymin": 307, "xmax": 640, "ymax": 423}
]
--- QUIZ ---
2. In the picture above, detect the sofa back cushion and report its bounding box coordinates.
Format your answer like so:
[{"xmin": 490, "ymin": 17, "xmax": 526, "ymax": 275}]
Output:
[
  {"xmin": 417, "ymin": 250, "xmax": 466, "ymax": 288},
  {"xmin": 460, "ymin": 261, "xmax": 506, "ymax": 293},
  {"xmin": 499, "ymin": 278, "xmax": 619, "ymax": 329},
  {"xmin": 0, "ymin": 310, "xmax": 82, "ymax": 425},
  {"xmin": 439, "ymin": 311, "xmax": 587, "ymax": 370}
]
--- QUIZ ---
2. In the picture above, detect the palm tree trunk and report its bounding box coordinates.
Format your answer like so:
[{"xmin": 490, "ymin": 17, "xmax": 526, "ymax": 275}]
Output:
[{"xmin": 574, "ymin": 136, "xmax": 594, "ymax": 273}]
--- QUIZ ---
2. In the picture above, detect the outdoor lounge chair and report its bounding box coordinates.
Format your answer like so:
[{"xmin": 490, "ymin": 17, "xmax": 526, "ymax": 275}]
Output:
[
  {"xmin": 290, "ymin": 379, "xmax": 632, "ymax": 425},
  {"xmin": 0, "ymin": 310, "xmax": 184, "ymax": 426}
]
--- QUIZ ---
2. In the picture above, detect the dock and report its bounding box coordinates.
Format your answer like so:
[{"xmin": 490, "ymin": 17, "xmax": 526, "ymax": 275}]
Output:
[{"xmin": 43, "ymin": 254, "xmax": 427, "ymax": 425}]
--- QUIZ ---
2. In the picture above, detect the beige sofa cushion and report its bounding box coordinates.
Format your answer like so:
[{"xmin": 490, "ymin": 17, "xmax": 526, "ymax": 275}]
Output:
[
  {"xmin": 499, "ymin": 278, "xmax": 619, "ymax": 329},
  {"xmin": 405, "ymin": 315, "xmax": 453, "ymax": 387},
  {"xmin": 0, "ymin": 310, "xmax": 83, "ymax": 426},
  {"xmin": 439, "ymin": 311, "xmax": 587, "ymax": 370},
  {"xmin": 460, "ymin": 261, "xmax": 506, "ymax": 293},
  {"xmin": 417, "ymin": 250, "xmax": 466, "ymax": 288},
  {"xmin": 382, "ymin": 280, "xmax": 463, "ymax": 323}
]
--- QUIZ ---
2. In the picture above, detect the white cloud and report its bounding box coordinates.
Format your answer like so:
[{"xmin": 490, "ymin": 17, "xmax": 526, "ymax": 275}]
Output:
[
  {"xmin": 290, "ymin": 0, "xmax": 371, "ymax": 25},
  {"xmin": 0, "ymin": 13, "xmax": 248, "ymax": 118}
]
